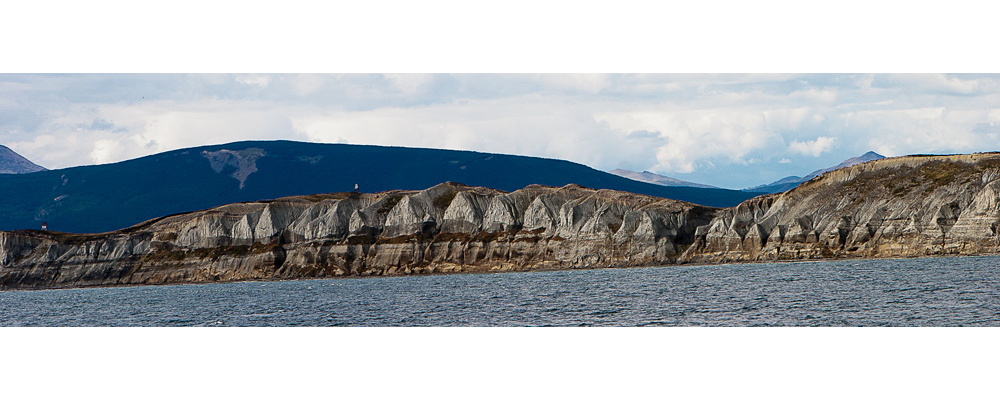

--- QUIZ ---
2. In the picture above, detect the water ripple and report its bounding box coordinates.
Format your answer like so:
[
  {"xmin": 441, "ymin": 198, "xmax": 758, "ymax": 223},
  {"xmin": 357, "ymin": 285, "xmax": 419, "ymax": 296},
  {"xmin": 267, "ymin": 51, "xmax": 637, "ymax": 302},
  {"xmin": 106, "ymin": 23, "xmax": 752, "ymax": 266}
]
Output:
[{"xmin": 3, "ymin": 256, "xmax": 1000, "ymax": 326}]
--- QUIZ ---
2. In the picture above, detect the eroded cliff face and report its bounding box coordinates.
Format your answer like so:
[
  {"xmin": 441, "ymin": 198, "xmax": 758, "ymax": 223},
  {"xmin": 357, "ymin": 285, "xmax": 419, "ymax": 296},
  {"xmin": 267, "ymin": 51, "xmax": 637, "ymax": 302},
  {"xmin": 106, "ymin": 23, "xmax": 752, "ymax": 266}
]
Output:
[
  {"xmin": 681, "ymin": 153, "xmax": 1000, "ymax": 263},
  {"xmin": 0, "ymin": 182, "xmax": 715, "ymax": 289},
  {"xmin": 7, "ymin": 152, "xmax": 1000, "ymax": 290}
]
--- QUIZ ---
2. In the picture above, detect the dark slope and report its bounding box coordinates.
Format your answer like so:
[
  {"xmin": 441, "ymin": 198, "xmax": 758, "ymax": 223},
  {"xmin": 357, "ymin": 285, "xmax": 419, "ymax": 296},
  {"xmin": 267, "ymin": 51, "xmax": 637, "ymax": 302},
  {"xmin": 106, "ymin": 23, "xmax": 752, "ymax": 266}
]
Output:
[{"xmin": 0, "ymin": 140, "xmax": 763, "ymax": 233}]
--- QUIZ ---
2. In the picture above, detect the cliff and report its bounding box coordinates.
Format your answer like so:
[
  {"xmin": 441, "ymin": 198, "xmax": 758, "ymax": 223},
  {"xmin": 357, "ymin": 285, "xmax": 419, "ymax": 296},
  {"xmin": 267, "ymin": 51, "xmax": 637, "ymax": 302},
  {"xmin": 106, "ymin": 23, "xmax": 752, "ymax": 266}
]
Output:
[
  {"xmin": 5, "ymin": 152, "xmax": 1000, "ymax": 290},
  {"xmin": 0, "ymin": 182, "xmax": 715, "ymax": 289},
  {"xmin": 682, "ymin": 153, "xmax": 1000, "ymax": 262}
]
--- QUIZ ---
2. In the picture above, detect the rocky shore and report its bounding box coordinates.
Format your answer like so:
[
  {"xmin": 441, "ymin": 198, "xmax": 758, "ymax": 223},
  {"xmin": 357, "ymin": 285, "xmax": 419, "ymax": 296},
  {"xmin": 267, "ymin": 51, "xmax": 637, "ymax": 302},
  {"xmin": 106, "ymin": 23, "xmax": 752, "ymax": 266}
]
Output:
[{"xmin": 5, "ymin": 152, "xmax": 1000, "ymax": 290}]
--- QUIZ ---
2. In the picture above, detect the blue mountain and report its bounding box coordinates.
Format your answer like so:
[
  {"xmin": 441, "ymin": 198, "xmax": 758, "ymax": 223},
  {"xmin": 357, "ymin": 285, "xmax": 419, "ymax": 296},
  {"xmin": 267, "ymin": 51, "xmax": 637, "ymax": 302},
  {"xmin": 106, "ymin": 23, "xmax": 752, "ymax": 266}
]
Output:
[{"xmin": 0, "ymin": 140, "xmax": 765, "ymax": 233}]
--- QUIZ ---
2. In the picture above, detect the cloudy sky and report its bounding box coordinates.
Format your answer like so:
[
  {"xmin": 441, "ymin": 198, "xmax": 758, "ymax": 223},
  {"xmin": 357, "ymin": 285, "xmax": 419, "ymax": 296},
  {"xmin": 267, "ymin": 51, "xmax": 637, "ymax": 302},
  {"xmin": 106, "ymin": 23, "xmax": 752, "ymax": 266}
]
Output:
[{"xmin": 2, "ymin": 73, "xmax": 999, "ymax": 189}]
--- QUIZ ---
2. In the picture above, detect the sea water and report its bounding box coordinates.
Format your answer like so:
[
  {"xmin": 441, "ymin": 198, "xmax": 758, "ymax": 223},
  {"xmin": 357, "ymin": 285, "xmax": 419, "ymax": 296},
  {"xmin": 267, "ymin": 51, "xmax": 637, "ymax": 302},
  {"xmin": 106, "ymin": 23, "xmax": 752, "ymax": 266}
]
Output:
[{"xmin": 2, "ymin": 255, "xmax": 999, "ymax": 326}]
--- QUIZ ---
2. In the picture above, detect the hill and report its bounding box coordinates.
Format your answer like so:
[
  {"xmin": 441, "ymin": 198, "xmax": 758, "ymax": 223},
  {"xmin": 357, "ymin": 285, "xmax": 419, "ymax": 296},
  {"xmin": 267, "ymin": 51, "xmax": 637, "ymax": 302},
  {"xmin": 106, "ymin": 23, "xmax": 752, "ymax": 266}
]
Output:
[
  {"xmin": 0, "ymin": 145, "xmax": 46, "ymax": 174},
  {"xmin": 0, "ymin": 140, "xmax": 763, "ymax": 233}
]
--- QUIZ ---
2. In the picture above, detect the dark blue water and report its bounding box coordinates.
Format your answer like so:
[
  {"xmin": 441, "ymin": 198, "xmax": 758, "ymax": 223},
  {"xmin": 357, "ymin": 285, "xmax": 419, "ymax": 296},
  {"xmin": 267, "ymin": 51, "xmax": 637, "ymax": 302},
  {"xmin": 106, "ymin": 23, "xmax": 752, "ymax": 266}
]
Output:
[{"xmin": 2, "ymin": 256, "xmax": 1000, "ymax": 326}]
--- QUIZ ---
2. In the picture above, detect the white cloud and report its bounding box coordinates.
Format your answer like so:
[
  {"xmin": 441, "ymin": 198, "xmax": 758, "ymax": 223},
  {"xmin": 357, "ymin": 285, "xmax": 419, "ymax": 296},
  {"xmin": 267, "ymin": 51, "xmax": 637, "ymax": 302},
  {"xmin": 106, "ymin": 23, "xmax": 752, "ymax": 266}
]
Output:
[
  {"xmin": 90, "ymin": 139, "xmax": 123, "ymax": 164},
  {"xmin": 595, "ymin": 108, "xmax": 790, "ymax": 173},
  {"xmin": 788, "ymin": 88, "xmax": 837, "ymax": 103},
  {"xmin": 844, "ymin": 107, "xmax": 993, "ymax": 156},
  {"xmin": 8, "ymin": 100, "xmax": 305, "ymax": 168},
  {"xmin": 779, "ymin": 158, "xmax": 791, "ymax": 164},
  {"xmin": 235, "ymin": 74, "xmax": 270, "ymax": 87},
  {"xmin": 876, "ymin": 74, "xmax": 1000, "ymax": 96},
  {"xmin": 535, "ymin": 74, "xmax": 611, "ymax": 94},
  {"xmin": 128, "ymin": 108, "xmax": 298, "ymax": 154},
  {"xmin": 383, "ymin": 73, "xmax": 434, "ymax": 96},
  {"xmin": 289, "ymin": 74, "xmax": 330, "ymax": 96},
  {"xmin": 789, "ymin": 136, "xmax": 835, "ymax": 157}
]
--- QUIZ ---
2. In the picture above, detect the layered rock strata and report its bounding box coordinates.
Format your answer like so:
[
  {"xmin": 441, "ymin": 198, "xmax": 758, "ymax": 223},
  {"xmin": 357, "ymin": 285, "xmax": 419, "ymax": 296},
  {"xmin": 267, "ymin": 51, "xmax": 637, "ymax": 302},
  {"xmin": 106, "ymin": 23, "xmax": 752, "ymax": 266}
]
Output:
[
  {"xmin": 682, "ymin": 153, "xmax": 1000, "ymax": 262},
  {"xmin": 6, "ymin": 152, "xmax": 1000, "ymax": 290},
  {"xmin": 0, "ymin": 183, "xmax": 715, "ymax": 289}
]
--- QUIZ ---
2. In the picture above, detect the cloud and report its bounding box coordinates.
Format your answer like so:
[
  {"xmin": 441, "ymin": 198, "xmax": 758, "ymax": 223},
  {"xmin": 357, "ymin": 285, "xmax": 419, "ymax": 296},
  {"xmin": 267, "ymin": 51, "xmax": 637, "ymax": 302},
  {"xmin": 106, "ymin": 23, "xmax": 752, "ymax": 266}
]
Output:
[
  {"xmin": 626, "ymin": 130, "xmax": 661, "ymax": 139},
  {"xmin": 289, "ymin": 74, "xmax": 331, "ymax": 97},
  {"xmin": 534, "ymin": 74, "xmax": 611, "ymax": 94},
  {"xmin": 594, "ymin": 108, "xmax": 788, "ymax": 173},
  {"xmin": 972, "ymin": 122, "xmax": 1000, "ymax": 134},
  {"xmin": 789, "ymin": 136, "xmax": 835, "ymax": 157},
  {"xmin": 234, "ymin": 74, "xmax": 270, "ymax": 87},
  {"xmin": 8, "ymin": 100, "xmax": 305, "ymax": 168},
  {"xmin": 90, "ymin": 139, "xmax": 123, "ymax": 164},
  {"xmin": 113, "ymin": 103, "xmax": 304, "ymax": 163},
  {"xmin": 86, "ymin": 118, "xmax": 114, "ymax": 130},
  {"xmin": 382, "ymin": 73, "xmax": 434, "ymax": 96},
  {"xmin": 844, "ymin": 107, "xmax": 996, "ymax": 156},
  {"xmin": 873, "ymin": 74, "xmax": 1000, "ymax": 96}
]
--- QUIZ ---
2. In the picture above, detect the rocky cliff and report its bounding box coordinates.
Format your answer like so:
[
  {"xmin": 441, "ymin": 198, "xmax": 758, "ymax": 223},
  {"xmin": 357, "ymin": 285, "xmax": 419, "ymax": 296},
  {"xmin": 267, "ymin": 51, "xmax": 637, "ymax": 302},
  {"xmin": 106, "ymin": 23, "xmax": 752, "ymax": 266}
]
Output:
[
  {"xmin": 0, "ymin": 182, "xmax": 715, "ymax": 289},
  {"xmin": 5, "ymin": 152, "xmax": 1000, "ymax": 290},
  {"xmin": 683, "ymin": 153, "xmax": 1000, "ymax": 262}
]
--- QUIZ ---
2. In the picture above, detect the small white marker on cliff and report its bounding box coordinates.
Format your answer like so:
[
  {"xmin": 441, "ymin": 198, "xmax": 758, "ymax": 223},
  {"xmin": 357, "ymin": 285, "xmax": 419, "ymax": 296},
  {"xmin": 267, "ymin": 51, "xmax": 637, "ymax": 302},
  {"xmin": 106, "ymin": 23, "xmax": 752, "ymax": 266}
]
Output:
[{"xmin": 41, "ymin": 222, "xmax": 47, "ymax": 231}]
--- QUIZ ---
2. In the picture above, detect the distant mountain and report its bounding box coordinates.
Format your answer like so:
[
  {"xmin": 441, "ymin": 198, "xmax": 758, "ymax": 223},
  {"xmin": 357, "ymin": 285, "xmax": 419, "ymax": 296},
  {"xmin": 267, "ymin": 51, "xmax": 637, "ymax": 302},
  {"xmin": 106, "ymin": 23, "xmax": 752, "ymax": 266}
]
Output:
[
  {"xmin": 0, "ymin": 140, "xmax": 765, "ymax": 233},
  {"xmin": 802, "ymin": 151, "xmax": 887, "ymax": 180},
  {"xmin": 609, "ymin": 169, "xmax": 720, "ymax": 189},
  {"xmin": 0, "ymin": 145, "xmax": 46, "ymax": 174},
  {"xmin": 746, "ymin": 151, "xmax": 885, "ymax": 193}
]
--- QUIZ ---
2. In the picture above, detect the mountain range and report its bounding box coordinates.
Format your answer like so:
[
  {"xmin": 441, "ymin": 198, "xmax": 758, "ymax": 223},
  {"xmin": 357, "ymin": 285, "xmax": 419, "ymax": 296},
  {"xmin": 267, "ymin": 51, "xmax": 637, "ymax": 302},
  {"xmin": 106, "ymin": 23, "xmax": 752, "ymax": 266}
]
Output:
[
  {"xmin": 610, "ymin": 151, "xmax": 886, "ymax": 193},
  {"xmin": 0, "ymin": 140, "xmax": 763, "ymax": 233}
]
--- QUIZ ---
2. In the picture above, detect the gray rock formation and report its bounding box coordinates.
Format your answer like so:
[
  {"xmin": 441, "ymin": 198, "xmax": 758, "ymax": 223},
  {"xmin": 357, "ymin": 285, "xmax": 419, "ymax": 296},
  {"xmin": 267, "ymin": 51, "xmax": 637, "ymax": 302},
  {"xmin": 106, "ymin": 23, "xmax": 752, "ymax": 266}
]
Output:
[
  {"xmin": 682, "ymin": 153, "xmax": 1000, "ymax": 262},
  {"xmin": 0, "ymin": 182, "xmax": 714, "ymax": 289},
  {"xmin": 7, "ymin": 152, "xmax": 1000, "ymax": 290}
]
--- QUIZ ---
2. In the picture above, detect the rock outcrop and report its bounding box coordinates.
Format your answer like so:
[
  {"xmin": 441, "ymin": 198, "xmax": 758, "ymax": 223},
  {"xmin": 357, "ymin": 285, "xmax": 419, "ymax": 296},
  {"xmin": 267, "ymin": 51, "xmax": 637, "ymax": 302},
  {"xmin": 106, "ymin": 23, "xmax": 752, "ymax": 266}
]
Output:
[
  {"xmin": 0, "ymin": 182, "xmax": 715, "ymax": 289},
  {"xmin": 682, "ymin": 153, "xmax": 1000, "ymax": 262},
  {"xmin": 7, "ymin": 152, "xmax": 1000, "ymax": 290}
]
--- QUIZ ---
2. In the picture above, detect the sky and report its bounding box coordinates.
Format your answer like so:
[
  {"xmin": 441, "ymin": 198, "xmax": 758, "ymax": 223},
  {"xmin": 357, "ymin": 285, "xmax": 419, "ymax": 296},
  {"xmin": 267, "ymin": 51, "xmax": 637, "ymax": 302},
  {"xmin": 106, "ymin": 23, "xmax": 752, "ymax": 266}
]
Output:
[{"xmin": 2, "ymin": 73, "xmax": 1000, "ymax": 189}]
